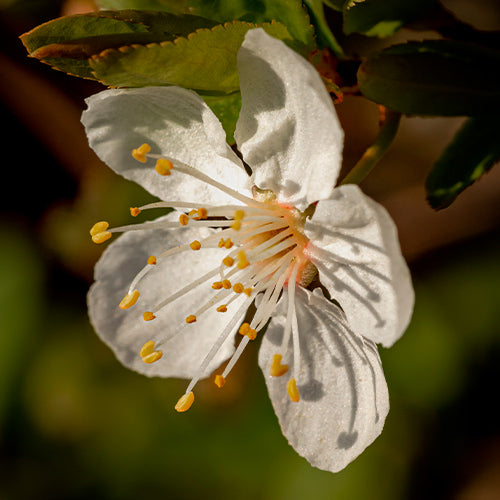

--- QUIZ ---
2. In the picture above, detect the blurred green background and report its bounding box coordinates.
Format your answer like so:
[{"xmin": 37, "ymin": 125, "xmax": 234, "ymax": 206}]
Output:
[{"xmin": 1, "ymin": 1, "xmax": 499, "ymax": 499}]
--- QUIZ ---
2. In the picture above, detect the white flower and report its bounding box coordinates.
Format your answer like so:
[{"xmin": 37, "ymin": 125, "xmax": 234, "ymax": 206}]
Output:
[{"xmin": 82, "ymin": 29, "xmax": 414, "ymax": 473}]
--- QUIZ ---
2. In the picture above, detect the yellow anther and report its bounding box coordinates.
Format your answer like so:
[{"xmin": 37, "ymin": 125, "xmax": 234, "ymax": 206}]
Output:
[
  {"xmin": 178, "ymin": 214, "xmax": 189, "ymax": 226},
  {"xmin": 175, "ymin": 392, "xmax": 194, "ymax": 413},
  {"xmin": 189, "ymin": 240, "xmax": 201, "ymax": 251},
  {"xmin": 147, "ymin": 255, "xmax": 157, "ymax": 265},
  {"xmin": 143, "ymin": 311, "xmax": 156, "ymax": 321},
  {"xmin": 222, "ymin": 279, "xmax": 232, "ymax": 289},
  {"xmin": 224, "ymin": 238, "xmax": 233, "ymax": 249},
  {"xmin": 91, "ymin": 231, "xmax": 112, "ymax": 244},
  {"xmin": 140, "ymin": 340, "xmax": 163, "ymax": 364},
  {"xmin": 155, "ymin": 158, "xmax": 173, "ymax": 175},
  {"xmin": 90, "ymin": 221, "xmax": 109, "ymax": 236},
  {"xmin": 193, "ymin": 208, "xmax": 208, "ymax": 220},
  {"xmin": 287, "ymin": 378, "xmax": 300, "ymax": 402},
  {"xmin": 236, "ymin": 251, "xmax": 249, "ymax": 269},
  {"xmin": 222, "ymin": 256, "xmax": 234, "ymax": 267},
  {"xmin": 188, "ymin": 209, "xmax": 197, "ymax": 216},
  {"xmin": 130, "ymin": 207, "xmax": 141, "ymax": 217},
  {"xmin": 140, "ymin": 340, "xmax": 155, "ymax": 357},
  {"xmin": 132, "ymin": 143, "xmax": 151, "ymax": 163},
  {"xmin": 218, "ymin": 238, "xmax": 225, "ymax": 248},
  {"xmin": 234, "ymin": 209, "xmax": 245, "ymax": 220},
  {"xmin": 119, "ymin": 290, "xmax": 140, "ymax": 310},
  {"xmin": 214, "ymin": 375, "xmax": 226, "ymax": 388},
  {"xmin": 231, "ymin": 220, "xmax": 242, "ymax": 231},
  {"xmin": 238, "ymin": 322, "xmax": 257, "ymax": 340},
  {"xmin": 244, "ymin": 288, "xmax": 253, "ymax": 297},
  {"xmin": 212, "ymin": 281, "xmax": 223, "ymax": 290},
  {"xmin": 232, "ymin": 283, "xmax": 244, "ymax": 294},
  {"xmin": 185, "ymin": 315, "xmax": 197, "ymax": 324},
  {"xmin": 216, "ymin": 305, "xmax": 227, "ymax": 313},
  {"xmin": 90, "ymin": 221, "xmax": 112, "ymax": 244},
  {"xmin": 270, "ymin": 354, "xmax": 289, "ymax": 377}
]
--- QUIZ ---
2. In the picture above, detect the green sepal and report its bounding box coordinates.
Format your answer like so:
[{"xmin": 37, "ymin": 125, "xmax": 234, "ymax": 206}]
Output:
[
  {"xmin": 358, "ymin": 40, "xmax": 500, "ymax": 116},
  {"xmin": 426, "ymin": 116, "xmax": 500, "ymax": 209}
]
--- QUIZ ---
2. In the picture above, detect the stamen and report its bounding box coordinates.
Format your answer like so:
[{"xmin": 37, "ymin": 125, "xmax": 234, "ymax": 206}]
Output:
[
  {"xmin": 238, "ymin": 322, "xmax": 257, "ymax": 340},
  {"xmin": 232, "ymin": 283, "xmax": 244, "ymax": 294},
  {"xmin": 140, "ymin": 340, "xmax": 163, "ymax": 364},
  {"xmin": 189, "ymin": 240, "xmax": 202, "ymax": 251},
  {"xmin": 130, "ymin": 207, "xmax": 141, "ymax": 217},
  {"xmin": 147, "ymin": 255, "xmax": 157, "ymax": 265},
  {"xmin": 119, "ymin": 290, "xmax": 140, "ymax": 310},
  {"xmin": 287, "ymin": 378, "xmax": 300, "ymax": 402},
  {"xmin": 216, "ymin": 305, "xmax": 227, "ymax": 313},
  {"xmin": 236, "ymin": 251, "xmax": 249, "ymax": 269},
  {"xmin": 179, "ymin": 214, "xmax": 189, "ymax": 226},
  {"xmin": 131, "ymin": 143, "xmax": 151, "ymax": 163},
  {"xmin": 270, "ymin": 354, "xmax": 289, "ymax": 377},
  {"xmin": 214, "ymin": 375, "xmax": 226, "ymax": 388},
  {"xmin": 155, "ymin": 159, "xmax": 173, "ymax": 175},
  {"xmin": 185, "ymin": 315, "xmax": 197, "ymax": 324},
  {"xmin": 143, "ymin": 311, "xmax": 156, "ymax": 321},
  {"xmin": 222, "ymin": 257, "xmax": 234, "ymax": 267},
  {"xmin": 175, "ymin": 392, "xmax": 194, "ymax": 412},
  {"xmin": 90, "ymin": 221, "xmax": 111, "ymax": 244}
]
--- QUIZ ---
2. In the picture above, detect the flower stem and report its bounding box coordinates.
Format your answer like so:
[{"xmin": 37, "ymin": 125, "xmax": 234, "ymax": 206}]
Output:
[{"xmin": 340, "ymin": 107, "xmax": 401, "ymax": 186}]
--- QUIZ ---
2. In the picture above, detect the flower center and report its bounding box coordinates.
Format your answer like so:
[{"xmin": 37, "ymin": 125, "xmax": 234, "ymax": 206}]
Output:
[{"xmin": 91, "ymin": 144, "xmax": 316, "ymax": 411}]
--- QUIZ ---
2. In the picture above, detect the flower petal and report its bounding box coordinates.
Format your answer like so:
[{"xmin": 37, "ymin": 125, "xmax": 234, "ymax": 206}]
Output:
[
  {"xmin": 88, "ymin": 214, "xmax": 247, "ymax": 379},
  {"xmin": 234, "ymin": 29, "xmax": 344, "ymax": 208},
  {"xmin": 259, "ymin": 288, "xmax": 389, "ymax": 473},
  {"xmin": 82, "ymin": 86, "xmax": 251, "ymax": 206},
  {"xmin": 305, "ymin": 184, "xmax": 414, "ymax": 347}
]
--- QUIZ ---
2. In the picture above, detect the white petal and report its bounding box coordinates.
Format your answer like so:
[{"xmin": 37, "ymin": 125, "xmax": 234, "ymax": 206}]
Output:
[
  {"xmin": 305, "ymin": 185, "xmax": 414, "ymax": 347},
  {"xmin": 259, "ymin": 288, "xmax": 389, "ymax": 473},
  {"xmin": 88, "ymin": 214, "xmax": 246, "ymax": 379},
  {"xmin": 234, "ymin": 29, "xmax": 344, "ymax": 209},
  {"xmin": 82, "ymin": 86, "xmax": 252, "ymax": 206}
]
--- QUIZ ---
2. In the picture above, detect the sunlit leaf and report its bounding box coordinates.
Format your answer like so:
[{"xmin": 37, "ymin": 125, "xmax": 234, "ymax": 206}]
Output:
[
  {"xmin": 358, "ymin": 40, "xmax": 500, "ymax": 116},
  {"xmin": 21, "ymin": 10, "xmax": 218, "ymax": 79},
  {"xmin": 90, "ymin": 21, "xmax": 294, "ymax": 91},
  {"xmin": 97, "ymin": 0, "xmax": 315, "ymax": 50},
  {"xmin": 343, "ymin": 0, "xmax": 437, "ymax": 37},
  {"xmin": 426, "ymin": 116, "xmax": 500, "ymax": 209}
]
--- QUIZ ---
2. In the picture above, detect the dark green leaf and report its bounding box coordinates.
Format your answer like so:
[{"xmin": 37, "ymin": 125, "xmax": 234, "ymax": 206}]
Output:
[
  {"xmin": 358, "ymin": 40, "xmax": 500, "ymax": 116},
  {"xmin": 303, "ymin": 0, "xmax": 343, "ymax": 55},
  {"xmin": 426, "ymin": 116, "xmax": 500, "ymax": 209},
  {"xmin": 343, "ymin": 0, "xmax": 437, "ymax": 37},
  {"xmin": 21, "ymin": 10, "xmax": 218, "ymax": 79},
  {"xmin": 97, "ymin": 0, "xmax": 315, "ymax": 51},
  {"xmin": 203, "ymin": 93, "xmax": 242, "ymax": 144},
  {"xmin": 90, "ymin": 21, "xmax": 294, "ymax": 91},
  {"xmin": 323, "ymin": 0, "xmax": 344, "ymax": 12}
]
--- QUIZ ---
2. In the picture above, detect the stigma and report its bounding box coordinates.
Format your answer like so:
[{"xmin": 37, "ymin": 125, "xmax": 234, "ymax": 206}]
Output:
[{"xmin": 91, "ymin": 144, "xmax": 315, "ymax": 410}]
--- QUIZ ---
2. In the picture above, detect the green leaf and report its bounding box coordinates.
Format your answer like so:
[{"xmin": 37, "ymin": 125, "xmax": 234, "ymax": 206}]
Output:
[
  {"xmin": 358, "ymin": 40, "xmax": 500, "ymax": 116},
  {"xmin": 426, "ymin": 116, "xmax": 500, "ymax": 209},
  {"xmin": 343, "ymin": 0, "xmax": 437, "ymax": 37},
  {"xmin": 203, "ymin": 93, "xmax": 242, "ymax": 144},
  {"xmin": 21, "ymin": 10, "xmax": 218, "ymax": 79},
  {"xmin": 322, "ymin": 0, "xmax": 344, "ymax": 11},
  {"xmin": 97, "ymin": 0, "xmax": 315, "ymax": 51},
  {"xmin": 90, "ymin": 21, "xmax": 294, "ymax": 91},
  {"xmin": 303, "ymin": 0, "xmax": 343, "ymax": 55}
]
